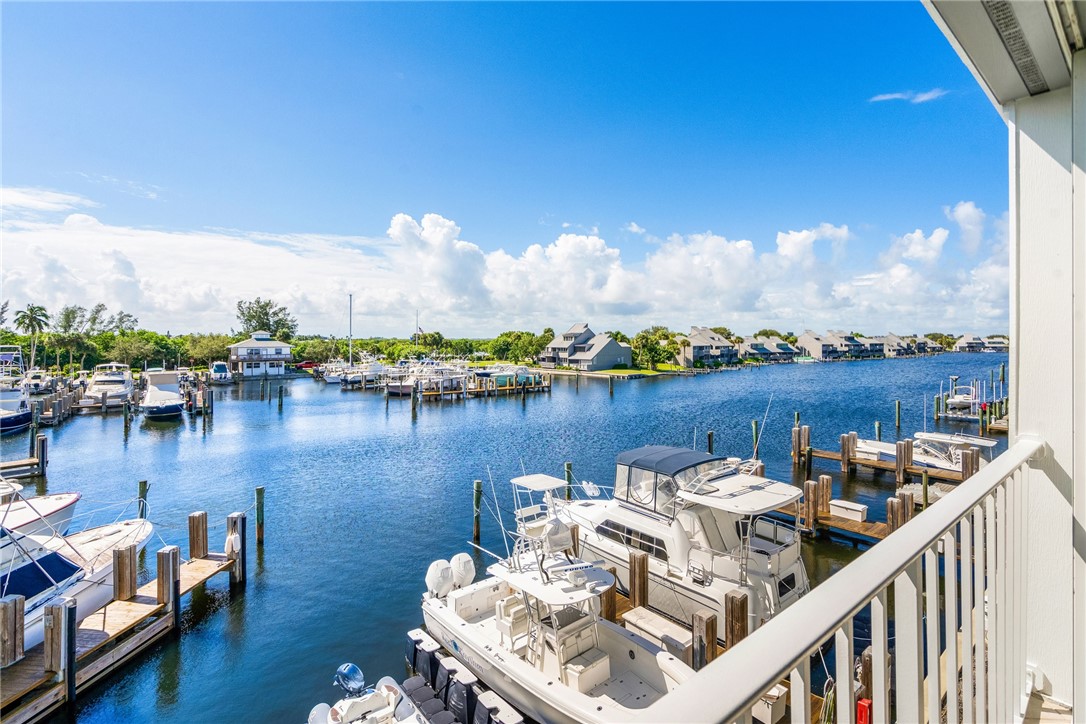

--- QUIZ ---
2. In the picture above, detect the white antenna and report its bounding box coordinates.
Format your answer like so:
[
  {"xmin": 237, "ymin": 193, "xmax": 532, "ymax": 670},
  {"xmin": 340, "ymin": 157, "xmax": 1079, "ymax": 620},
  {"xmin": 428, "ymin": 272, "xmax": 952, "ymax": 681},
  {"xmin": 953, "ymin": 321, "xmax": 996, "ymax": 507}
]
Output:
[
  {"xmin": 754, "ymin": 392, "xmax": 774, "ymax": 458},
  {"xmin": 692, "ymin": 426, "xmax": 697, "ymax": 450}
]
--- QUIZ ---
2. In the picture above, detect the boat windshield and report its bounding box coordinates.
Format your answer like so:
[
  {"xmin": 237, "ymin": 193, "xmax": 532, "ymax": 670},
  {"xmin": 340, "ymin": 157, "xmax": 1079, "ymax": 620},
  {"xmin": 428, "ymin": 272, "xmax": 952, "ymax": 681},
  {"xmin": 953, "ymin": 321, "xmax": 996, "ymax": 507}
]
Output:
[{"xmin": 94, "ymin": 379, "xmax": 126, "ymax": 385}]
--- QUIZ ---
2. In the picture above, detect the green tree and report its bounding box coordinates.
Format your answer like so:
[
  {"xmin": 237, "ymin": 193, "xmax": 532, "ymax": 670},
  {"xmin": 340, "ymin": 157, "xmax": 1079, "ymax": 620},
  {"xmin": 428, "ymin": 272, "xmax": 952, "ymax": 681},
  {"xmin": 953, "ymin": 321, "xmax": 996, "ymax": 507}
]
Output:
[
  {"xmin": 710, "ymin": 326, "xmax": 733, "ymax": 339},
  {"xmin": 236, "ymin": 298, "xmax": 298, "ymax": 341},
  {"xmin": 108, "ymin": 335, "xmax": 155, "ymax": 366},
  {"xmin": 185, "ymin": 333, "xmax": 233, "ymax": 366},
  {"xmin": 606, "ymin": 330, "xmax": 630, "ymax": 344},
  {"xmin": 14, "ymin": 303, "xmax": 50, "ymax": 369}
]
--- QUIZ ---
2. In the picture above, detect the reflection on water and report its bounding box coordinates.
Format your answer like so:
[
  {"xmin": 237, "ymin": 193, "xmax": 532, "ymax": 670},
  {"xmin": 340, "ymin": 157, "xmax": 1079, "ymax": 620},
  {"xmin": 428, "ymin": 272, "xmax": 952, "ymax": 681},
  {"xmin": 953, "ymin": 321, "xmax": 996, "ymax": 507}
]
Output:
[{"xmin": 0, "ymin": 354, "xmax": 1006, "ymax": 724}]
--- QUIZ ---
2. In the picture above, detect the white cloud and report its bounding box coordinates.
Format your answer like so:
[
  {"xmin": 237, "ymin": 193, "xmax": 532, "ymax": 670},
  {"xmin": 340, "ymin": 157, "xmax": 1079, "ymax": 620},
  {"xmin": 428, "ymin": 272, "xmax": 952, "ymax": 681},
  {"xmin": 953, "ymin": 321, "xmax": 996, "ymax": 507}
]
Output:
[
  {"xmin": 0, "ymin": 187, "xmax": 1009, "ymax": 336},
  {"xmin": 2, "ymin": 187, "xmax": 99, "ymax": 214},
  {"xmin": 869, "ymin": 88, "xmax": 949, "ymax": 104},
  {"xmin": 882, "ymin": 227, "xmax": 948, "ymax": 265},
  {"xmin": 625, "ymin": 222, "xmax": 645, "ymax": 234},
  {"xmin": 944, "ymin": 200, "xmax": 985, "ymax": 254}
]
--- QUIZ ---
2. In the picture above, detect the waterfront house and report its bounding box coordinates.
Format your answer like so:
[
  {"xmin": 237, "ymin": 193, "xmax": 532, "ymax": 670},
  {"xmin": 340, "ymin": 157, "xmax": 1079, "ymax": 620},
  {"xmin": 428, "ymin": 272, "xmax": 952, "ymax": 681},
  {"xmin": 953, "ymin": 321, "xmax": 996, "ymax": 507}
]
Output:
[
  {"xmin": 227, "ymin": 331, "xmax": 293, "ymax": 377},
  {"xmin": 826, "ymin": 330, "xmax": 869, "ymax": 358},
  {"xmin": 954, "ymin": 334, "xmax": 987, "ymax": 352},
  {"xmin": 762, "ymin": 336, "xmax": 799, "ymax": 362},
  {"xmin": 674, "ymin": 326, "xmax": 738, "ymax": 367},
  {"xmin": 539, "ymin": 323, "xmax": 594, "ymax": 367},
  {"xmin": 857, "ymin": 336, "xmax": 886, "ymax": 358},
  {"xmin": 565, "ymin": 333, "xmax": 632, "ymax": 371},
  {"xmin": 985, "ymin": 336, "xmax": 1010, "ymax": 353},
  {"xmin": 878, "ymin": 333, "xmax": 913, "ymax": 357},
  {"xmin": 795, "ymin": 330, "xmax": 841, "ymax": 361},
  {"xmin": 738, "ymin": 336, "xmax": 772, "ymax": 362},
  {"xmin": 635, "ymin": 5, "xmax": 1085, "ymax": 721}
]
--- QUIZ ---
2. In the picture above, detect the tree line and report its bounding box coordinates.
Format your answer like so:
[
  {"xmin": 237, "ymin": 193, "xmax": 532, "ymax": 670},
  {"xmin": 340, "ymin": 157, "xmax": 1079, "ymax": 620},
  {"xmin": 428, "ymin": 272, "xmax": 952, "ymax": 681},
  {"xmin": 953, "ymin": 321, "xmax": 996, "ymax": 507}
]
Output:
[{"xmin": 0, "ymin": 298, "xmax": 984, "ymax": 372}]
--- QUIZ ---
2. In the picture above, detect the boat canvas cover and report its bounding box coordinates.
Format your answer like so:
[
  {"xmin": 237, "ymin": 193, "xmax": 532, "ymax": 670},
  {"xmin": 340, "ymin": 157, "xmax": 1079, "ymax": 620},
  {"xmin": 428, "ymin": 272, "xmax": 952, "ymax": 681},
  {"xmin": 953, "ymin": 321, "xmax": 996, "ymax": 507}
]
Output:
[
  {"xmin": 0, "ymin": 550, "xmax": 82, "ymax": 601},
  {"xmin": 913, "ymin": 432, "xmax": 997, "ymax": 448},
  {"xmin": 511, "ymin": 474, "xmax": 568, "ymax": 492},
  {"xmin": 676, "ymin": 475, "xmax": 802, "ymax": 515},
  {"xmin": 615, "ymin": 446, "xmax": 726, "ymax": 477},
  {"xmin": 488, "ymin": 554, "xmax": 614, "ymax": 607}
]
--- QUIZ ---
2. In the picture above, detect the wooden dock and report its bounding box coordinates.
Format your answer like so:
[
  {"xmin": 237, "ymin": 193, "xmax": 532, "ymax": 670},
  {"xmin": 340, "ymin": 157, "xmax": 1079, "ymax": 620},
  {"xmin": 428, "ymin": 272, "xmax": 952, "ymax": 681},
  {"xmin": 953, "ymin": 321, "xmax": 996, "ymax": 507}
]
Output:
[
  {"xmin": 1, "ymin": 509, "xmax": 252, "ymax": 724},
  {"xmin": 0, "ymin": 435, "xmax": 48, "ymax": 479}
]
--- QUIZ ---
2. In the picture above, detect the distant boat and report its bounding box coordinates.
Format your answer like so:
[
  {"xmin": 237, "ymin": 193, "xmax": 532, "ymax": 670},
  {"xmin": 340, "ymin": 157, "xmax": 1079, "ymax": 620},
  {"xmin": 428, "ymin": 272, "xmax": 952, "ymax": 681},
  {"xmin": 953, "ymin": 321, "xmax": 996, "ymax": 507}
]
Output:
[
  {"xmin": 24, "ymin": 368, "xmax": 53, "ymax": 395},
  {"xmin": 208, "ymin": 361, "xmax": 233, "ymax": 385},
  {"xmin": 141, "ymin": 370, "xmax": 185, "ymax": 420},
  {"xmin": 0, "ymin": 346, "xmax": 32, "ymax": 435},
  {"xmin": 82, "ymin": 362, "xmax": 134, "ymax": 407},
  {"xmin": 853, "ymin": 431, "xmax": 996, "ymax": 472},
  {"xmin": 946, "ymin": 384, "xmax": 977, "ymax": 410},
  {"xmin": 794, "ymin": 355, "xmax": 818, "ymax": 364}
]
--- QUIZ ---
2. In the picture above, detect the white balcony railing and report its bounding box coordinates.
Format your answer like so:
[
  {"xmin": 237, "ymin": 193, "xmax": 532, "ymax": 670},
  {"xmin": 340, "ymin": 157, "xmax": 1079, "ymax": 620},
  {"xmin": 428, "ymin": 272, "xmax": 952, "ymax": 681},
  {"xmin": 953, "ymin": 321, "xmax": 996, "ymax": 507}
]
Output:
[{"xmin": 633, "ymin": 437, "xmax": 1045, "ymax": 724}]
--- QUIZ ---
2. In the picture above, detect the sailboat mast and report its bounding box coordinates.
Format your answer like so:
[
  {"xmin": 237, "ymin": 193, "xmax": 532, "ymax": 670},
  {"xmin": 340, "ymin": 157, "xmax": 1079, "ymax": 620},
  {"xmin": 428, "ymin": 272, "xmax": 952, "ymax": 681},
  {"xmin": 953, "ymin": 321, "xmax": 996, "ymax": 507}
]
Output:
[{"xmin": 348, "ymin": 294, "xmax": 353, "ymax": 365}]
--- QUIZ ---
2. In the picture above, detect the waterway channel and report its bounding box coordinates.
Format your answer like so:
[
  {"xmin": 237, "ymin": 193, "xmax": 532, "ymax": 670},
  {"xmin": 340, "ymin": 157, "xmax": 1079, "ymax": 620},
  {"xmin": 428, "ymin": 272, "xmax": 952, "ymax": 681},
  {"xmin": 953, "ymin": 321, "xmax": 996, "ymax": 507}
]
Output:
[{"xmin": 0, "ymin": 352, "xmax": 1007, "ymax": 722}]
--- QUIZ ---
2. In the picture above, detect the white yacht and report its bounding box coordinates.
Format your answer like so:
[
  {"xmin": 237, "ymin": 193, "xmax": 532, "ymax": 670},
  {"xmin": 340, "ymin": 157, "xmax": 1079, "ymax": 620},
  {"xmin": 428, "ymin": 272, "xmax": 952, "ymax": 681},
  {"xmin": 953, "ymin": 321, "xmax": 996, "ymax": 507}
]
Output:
[
  {"xmin": 421, "ymin": 507, "xmax": 696, "ymax": 724},
  {"xmin": 0, "ymin": 346, "xmax": 32, "ymax": 435},
  {"xmin": 853, "ymin": 431, "xmax": 995, "ymax": 473},
  {"xmin": 539, "ymin": 445, "xmax": 810, "ymax": 637},
  {"xmin": 82, "ymin": 362, "xmax": 134, "ymax": 407},
  {"xmin": 141, "ymin": 370, "xmax": 185, "ymax": 420},
  {"xmin": 0, "ymin": 480, "xmax": 81, "ymax": 553},
  {"xmin": 24, "ymin": 368, "xmax": 53, "ymax": 395},
  {"xmin": 208, "ymin": 360, "xmax": 232, "ymax": 385},
  {"xmin": 946, "ymin": 384, "xmax": 977, "ymax": 410},
  {"xmin": 0, "ymin": 517, "xmax": 154, "ymax": 651}
]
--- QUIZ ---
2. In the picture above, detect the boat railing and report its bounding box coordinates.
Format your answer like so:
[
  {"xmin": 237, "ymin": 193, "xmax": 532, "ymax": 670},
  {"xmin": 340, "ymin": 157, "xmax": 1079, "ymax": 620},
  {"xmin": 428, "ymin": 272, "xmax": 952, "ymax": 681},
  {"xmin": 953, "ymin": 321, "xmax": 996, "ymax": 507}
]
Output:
[{"xmin": 629, "ymin": 437, "xmax": 1045, "ymax": 723}]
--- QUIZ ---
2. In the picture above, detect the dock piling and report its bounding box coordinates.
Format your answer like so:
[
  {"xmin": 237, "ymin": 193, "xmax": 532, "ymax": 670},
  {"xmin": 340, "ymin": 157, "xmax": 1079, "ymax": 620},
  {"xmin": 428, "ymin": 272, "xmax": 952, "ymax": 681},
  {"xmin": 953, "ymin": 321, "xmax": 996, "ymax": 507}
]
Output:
[
  {"xmin": 840, "ymin": 434, "xmax": 851, "ymax": 474},
  {"xmin": 707, "ymin": 430, "xmax": 715, "ymax": 454},
  {"xmin": 896, "ymin": 492, "xmax": 914, "ymax": 523},
  {"xmin": 804, "ymin": 445, "xmax": 813, "ymax": 481},
  {"xmin": 934, "ymin": 393, "xmax": 941, "ymax": 421},
  {"xmin": 112, "ymin": 544, "xmax": 137, "ymax": 601},
  {"xmin": 277, "ymin": 385, "xmax": 284, "ymax": 411},
  {"xmin": 629, "ymin": 551, "xmax": 649, "ymax": 609},
  {"xmin": 43, "ymin": 597, "xmax": 77, "ymax": 709},
  {"xmin": 790, "ymin": 426, "xmax": 800, "ymax": 463},
  {"xmin": 751, "ymin": 419, "xmax": 759, "ymax": 457},
  {"xmin": 157, "ymin": 545, "xmax": 182, "ymax": 632},
  {"xmin": 0, "ymin": 594, "xmax": 25, "ymax": 667},
  {"xmin": 137, "ymin": 480, "xmax": 149, "ymax": 518},
  {"xmin": 886, "ymin": 498, "xmax": 902, "ymax": 534},
  {"xmin": 35, "ymin": 435, "xmax": 48, "ymax": 474},
  {"xmin": 724, "ymin": 590, "xmax": 749, "ymax": 650},
  {"xmin": 691, "ymin": 609, "xmax": 718, "ymax": 671},
  {"xmin": 922, "ymin": 470, "xmax": 930, "ymax": 510},
  {"xmin": 226, "ymin": 512, "xmax": 247, "ymax": 586},
  {"xmin": 472, "ymin": 479, "xmax": 482, "ymax": 544},
  {"xmin": 874, "ymin": 420, "xmax": 881, "ymax": 441},
  {"xmin": 256, "ymin": 486, "xmax": 265, "ymax": 545},
  {"xmin": 818, "ymin": 475, "xmax": 832, "ymax": 515},
  {"xmin": 608, "ymin": 376, "xmax": 614, "ymax": 396},
  {"xmin": 601, "ymin": 566, "xmax": 617, "ymax": 622},
  {"xmin": 564, "ymin": 462, "xmax": 573, "ymax": 501},
  {"xmin": 895, "ymin": 400, "xmax": 901, "ymax": 428},
  {"xmin": 188, "ymin": 511, "xmax": 208, "ymax": 559}
]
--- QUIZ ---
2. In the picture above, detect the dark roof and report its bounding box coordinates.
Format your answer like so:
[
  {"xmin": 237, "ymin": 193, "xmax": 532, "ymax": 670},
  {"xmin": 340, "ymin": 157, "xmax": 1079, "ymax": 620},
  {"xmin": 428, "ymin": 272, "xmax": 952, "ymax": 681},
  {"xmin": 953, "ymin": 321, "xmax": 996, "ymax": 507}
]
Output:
[{"xmin": 615, "ymin": 445, "xmax": 726, "ymax": 477}]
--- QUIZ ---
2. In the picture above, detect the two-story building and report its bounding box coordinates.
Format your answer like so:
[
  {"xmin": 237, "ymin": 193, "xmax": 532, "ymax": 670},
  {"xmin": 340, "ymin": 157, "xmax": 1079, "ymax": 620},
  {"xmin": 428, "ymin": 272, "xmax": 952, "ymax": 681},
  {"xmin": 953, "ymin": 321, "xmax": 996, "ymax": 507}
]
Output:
[
  {"xmin": 227, "ymin": 330, "xmax": 293, "ymax": 377},
  {"xmin": 539, "ymin": 323, "xmax": 594, "ymax": 367},
  {"xmin": 674, "ymin": 326, "xmax": 738, "ymax": 367},
  {"xmin": 795, "ymin": 330, "xmax": 841, "ymax": 361},
  {"xmin": 954, "ymin": 334, "xmax": 987, "ymax": 352},
  {"xmin": 984, "ymin": 335, "xmax": 1010, "ymax": 353},
  {"xmin": 826, "ymin": 330, "xmax": 869, "ymax": 358},
  {"xmin": 540, "ymin": 323, "xmax": 631, "ymax": 371}
]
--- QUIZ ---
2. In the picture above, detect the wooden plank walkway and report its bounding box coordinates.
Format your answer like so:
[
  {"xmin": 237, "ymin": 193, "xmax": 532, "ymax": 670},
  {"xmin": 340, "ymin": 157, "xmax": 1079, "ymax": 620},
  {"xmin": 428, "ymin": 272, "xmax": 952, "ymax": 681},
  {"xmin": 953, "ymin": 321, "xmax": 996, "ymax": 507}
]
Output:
[
  {"xmin": 1, "ymin": 554, "xmax": 235, "ymax": 723},
  {"xmin": 773, "ymin": 506, "xmax": 889, "ymax": 542}
]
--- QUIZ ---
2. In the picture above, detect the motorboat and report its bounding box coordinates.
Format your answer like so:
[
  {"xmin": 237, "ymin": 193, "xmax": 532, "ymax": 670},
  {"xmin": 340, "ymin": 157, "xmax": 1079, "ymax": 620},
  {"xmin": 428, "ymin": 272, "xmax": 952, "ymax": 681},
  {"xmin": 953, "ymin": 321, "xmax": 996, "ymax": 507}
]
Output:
[
  {"xmin": 141, "ymin": 370, "xmax": 185, "ymax": 420},
  {"xmin": 0, "ymin": 480, "xmax": 81, "ymax": 555},
  {"xmin": 308, "ymin": 664, "xmax": 424, "ymax": 724},
  {"xmin": 0, "ymin": 517, "xmax": 154, "ymax": 650},
  {"xmin": 421, "ymin": 504, "xmax": 697, "ymax": 724},
  {"xmin": 341, "ymin": 356, "xmax": 386, "ymax": 388},
  {"xmin": 208, "ymin": 361, "xmax": 233, "ymax": 385},
  {"xmin": 946, "ymin": 384, "xmax": 977, "ymax": 410},
  {"xmin": 81, "ymin": 362, "xmax": 134, "ymax": 408},
  {"xmin": 0, "ymin": 346, "xmax": 32, "ymax": 435},
  {"xmin": 24, "ymin": 368, "xmax": 53, "ymax": 395},
  {"xmin": 320, "ymin": 360, "xmax": 347, "ymax": 384},
  {"xmin": 538, "ymin": 445, "xmax": 810, "ymax": 637},
  {"xmin": 853, "ymin": 432, "xmax": 995, "ymax": 473}
]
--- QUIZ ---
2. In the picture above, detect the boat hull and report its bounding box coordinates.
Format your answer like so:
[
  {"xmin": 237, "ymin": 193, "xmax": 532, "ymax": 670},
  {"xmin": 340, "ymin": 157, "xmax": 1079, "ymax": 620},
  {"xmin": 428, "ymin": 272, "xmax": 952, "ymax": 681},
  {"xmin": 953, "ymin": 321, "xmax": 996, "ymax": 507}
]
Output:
[
  {"xmin": 143, "ymin": 403, "xmax": 184, "ymax": 420},
  {"xmin": 0, "ymin": 409, "xmax": 32, "ymax": 435}
]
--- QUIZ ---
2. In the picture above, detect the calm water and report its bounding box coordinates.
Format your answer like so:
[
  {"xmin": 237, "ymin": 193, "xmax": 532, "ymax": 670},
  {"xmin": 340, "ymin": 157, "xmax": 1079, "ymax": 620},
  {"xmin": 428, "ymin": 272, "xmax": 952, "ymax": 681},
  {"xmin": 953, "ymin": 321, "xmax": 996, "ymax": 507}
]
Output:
[{"xmin": 0, "ymin": 353, "xmax": 1007, "ymax": 722}]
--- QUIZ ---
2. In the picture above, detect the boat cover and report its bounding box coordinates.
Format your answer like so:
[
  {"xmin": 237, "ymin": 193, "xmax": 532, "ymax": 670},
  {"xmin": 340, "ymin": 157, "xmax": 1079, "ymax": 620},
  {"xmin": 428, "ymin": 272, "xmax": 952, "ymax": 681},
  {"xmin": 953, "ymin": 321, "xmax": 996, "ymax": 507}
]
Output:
[
  {"xmin": 1, "ymin": 550, "xmax": 82, "ymax": 600},
  {"xmin": 676, "ymin": 475, "xmax": 802, "ymax": 515},
  {"xmin": 615, "ymin": 446, "xmax": 726, "ymax": 477},
  {"xmin": 511, "ymin": 474, "xmax": 568, "ymax": 491}
]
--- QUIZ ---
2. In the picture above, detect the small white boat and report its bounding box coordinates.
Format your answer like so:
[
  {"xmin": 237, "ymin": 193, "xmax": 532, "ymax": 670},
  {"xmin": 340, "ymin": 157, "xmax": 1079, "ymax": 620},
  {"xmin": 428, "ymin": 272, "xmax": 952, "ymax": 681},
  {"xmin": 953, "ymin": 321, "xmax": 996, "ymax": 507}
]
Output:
[
  {"xmin": 422, "ymin": 516, "xmax": 697, "ymax": 723},
  {"xmin": 141, "ymin": 370, "xmax": 185, "ymax": 420},
  {"xmin": 24, "ymin": 368, "xmax": 53, "ymax": 395},
  {"xmin": 0, "ymin": 480, "xmax": 80, "ymax": 553},
  {"xmin": 1, "ymin": 518, "xmax": 154, "ymax": 650},
  {"xmin": 308, "ymin": 665, "xmax": 424, "ymax": 724},
  {"xmin": 946, "ymin": 384, "xmax": 978, "ymax": 410},
  {"xmin": 854, "ymin": 431, "xmax": 996, "ymax": 472},
  {"xmin": 0, "ymin": 347, "xmax": 32, "ymax": 435},
  {"xmin": 82, "ymin": 362, "xmax": 134, "ymax": 408},
  {"xmin": 208, "ymin": 361, "xmax": 232, "ymax": 385}
]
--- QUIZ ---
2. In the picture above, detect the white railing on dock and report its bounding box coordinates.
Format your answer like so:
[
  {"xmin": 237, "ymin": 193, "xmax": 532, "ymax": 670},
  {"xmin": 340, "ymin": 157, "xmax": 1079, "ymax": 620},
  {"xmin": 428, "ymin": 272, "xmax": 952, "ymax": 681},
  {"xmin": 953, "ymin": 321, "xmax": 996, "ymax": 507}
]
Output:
[{"xmin": 632, "ymin": 437, "xmax": 1045, "ymax": 724}]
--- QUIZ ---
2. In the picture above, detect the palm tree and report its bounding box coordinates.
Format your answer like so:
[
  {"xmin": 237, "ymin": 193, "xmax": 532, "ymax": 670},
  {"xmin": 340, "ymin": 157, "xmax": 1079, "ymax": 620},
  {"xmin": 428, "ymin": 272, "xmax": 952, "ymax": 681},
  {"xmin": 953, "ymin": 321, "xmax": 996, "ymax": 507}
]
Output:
[{"xmin": 14, "ymin": 304, "xmax": 50, "ymax": 369}]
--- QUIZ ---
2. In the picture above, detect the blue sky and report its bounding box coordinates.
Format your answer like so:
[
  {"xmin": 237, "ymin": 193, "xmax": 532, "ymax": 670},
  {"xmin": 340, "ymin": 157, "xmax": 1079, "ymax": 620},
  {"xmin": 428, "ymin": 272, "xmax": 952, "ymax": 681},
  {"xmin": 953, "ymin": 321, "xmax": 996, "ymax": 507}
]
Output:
[{"xmin": 2, "ymin": 2, "xmax": 1009, "ymax": 337}]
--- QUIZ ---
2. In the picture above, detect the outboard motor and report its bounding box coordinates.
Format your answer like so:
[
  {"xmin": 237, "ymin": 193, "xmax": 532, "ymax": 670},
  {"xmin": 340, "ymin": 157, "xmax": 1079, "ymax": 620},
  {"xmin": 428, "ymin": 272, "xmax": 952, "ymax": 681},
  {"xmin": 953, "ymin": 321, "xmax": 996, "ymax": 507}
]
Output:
[
  {"xmin": 334, "ymin": 663, "xmax": 367, "ymax": 697},
  {"xmin": 307, "ymin": 702, "xmax": 331, "ymax": 724},
  {"xmin": 450, "ymin": 552, "xmax": 476, "ymax": 589},
  {"xmin": 434, "ymin": 656, "xmax": 460, "ymax": 704},
  {"xmin": 446, "ymin": 668, "xmax": 480, "ymax": 723}
]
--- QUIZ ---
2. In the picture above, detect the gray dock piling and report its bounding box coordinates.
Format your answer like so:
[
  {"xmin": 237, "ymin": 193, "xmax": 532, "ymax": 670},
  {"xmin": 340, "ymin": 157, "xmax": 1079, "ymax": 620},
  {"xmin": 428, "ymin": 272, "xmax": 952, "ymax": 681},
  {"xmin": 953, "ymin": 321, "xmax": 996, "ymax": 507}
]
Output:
[
  {"xmin": 472, "ymin": 480, "xmax": 482, "ymax": 544},
  {"xmin": 138, "ymin": 480, "xmax": 148, "ymax": 518}
]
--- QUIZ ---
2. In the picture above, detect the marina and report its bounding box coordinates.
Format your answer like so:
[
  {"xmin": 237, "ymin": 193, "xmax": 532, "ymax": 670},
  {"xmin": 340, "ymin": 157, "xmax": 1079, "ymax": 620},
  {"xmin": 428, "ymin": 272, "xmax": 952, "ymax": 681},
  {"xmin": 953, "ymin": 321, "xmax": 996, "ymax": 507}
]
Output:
[{"xmin": 0, "ymin": 352, "xmax": 1008, "ymax": 722}]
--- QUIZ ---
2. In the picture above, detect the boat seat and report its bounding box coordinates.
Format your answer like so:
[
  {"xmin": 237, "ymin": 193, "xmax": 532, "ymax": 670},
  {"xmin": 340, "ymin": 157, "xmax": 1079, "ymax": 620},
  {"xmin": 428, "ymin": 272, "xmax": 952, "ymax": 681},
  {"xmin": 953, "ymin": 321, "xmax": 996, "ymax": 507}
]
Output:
[
  {"xmin": 556, "ymin": 623, "xmax": 597, "ymax": 664},
  {"xmin": 495, "ymin": 595, "xmax": 528, "ymax": 646},
  {"xmin": 564, "ymin": 647, "xmax": 611, "ymax": 693}
]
